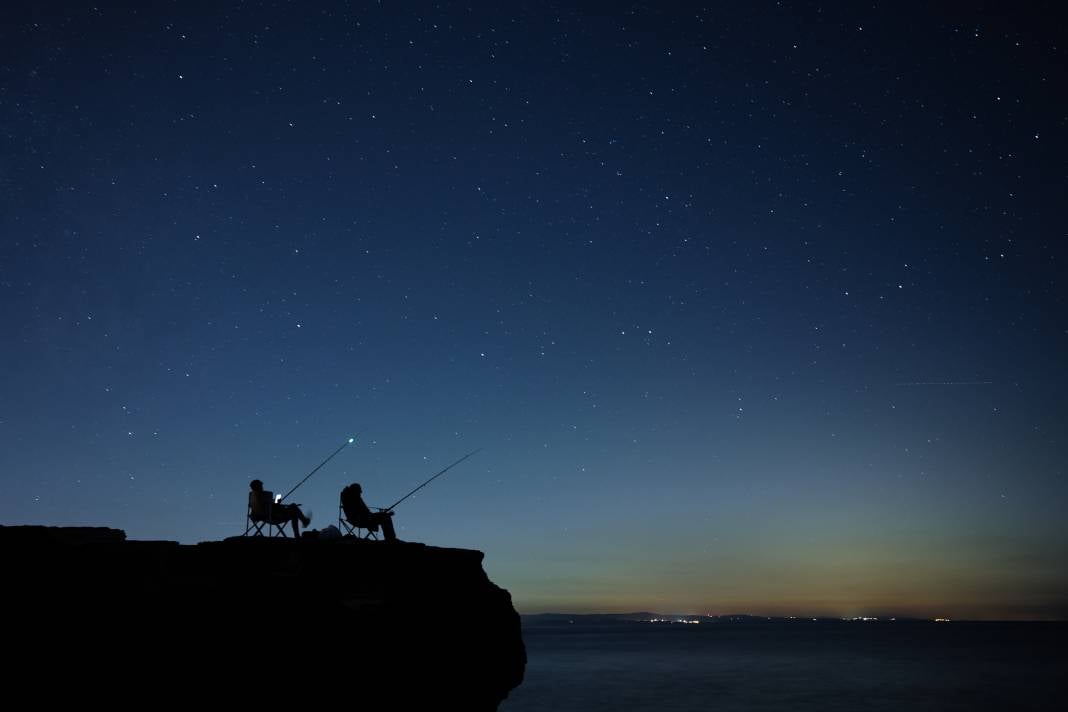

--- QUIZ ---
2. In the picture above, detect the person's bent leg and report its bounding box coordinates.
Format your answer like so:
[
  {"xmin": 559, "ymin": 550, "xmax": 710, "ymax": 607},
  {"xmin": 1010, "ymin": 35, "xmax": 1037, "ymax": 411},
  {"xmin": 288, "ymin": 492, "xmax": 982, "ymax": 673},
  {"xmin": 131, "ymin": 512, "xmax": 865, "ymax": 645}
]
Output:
[
  {"xmin": 378, "ymin": 513, "xmax": 397, "ymax": 541},
  {"xmin": 279, "ymin": 505, "xmax": 301, "ymax": 537}
]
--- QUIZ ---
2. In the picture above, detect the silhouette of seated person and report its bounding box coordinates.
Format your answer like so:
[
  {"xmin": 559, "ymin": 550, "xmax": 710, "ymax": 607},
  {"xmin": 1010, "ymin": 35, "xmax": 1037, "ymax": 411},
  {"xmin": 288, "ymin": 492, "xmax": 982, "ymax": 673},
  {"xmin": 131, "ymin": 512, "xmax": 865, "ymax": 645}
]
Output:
[
  {"xmin": 248, "ymin": 479, "xmax": 311, "ymax": 538},
  {"xmin": 340, "ymin": 483, "xmax": 397, "ymax": 541}
]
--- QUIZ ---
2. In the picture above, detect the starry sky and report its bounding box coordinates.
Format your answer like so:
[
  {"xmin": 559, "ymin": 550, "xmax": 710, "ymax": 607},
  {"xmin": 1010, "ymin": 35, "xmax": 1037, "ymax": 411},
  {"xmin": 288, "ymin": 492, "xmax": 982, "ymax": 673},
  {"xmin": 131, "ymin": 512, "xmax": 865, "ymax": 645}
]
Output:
[{"xmin": 2, "ymin": 2, "xmax": 1065, "ymax": 620}]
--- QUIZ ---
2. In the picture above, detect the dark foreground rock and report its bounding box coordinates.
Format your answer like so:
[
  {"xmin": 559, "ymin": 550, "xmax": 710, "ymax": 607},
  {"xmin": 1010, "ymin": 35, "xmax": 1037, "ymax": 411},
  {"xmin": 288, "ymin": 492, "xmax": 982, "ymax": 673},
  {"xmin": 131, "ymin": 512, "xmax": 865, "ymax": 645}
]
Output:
[{"xmin": 2, "ymin": 526, "xmax": 525, "ymax": 708}]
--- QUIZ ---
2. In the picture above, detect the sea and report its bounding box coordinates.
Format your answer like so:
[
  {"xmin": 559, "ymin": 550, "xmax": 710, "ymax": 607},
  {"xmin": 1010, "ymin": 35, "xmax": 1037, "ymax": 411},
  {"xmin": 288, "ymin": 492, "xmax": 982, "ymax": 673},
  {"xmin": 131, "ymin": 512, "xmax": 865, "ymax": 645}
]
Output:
[{"xmin": 499, "ymin": 621, "xmax": 1066, "ymax": 711}]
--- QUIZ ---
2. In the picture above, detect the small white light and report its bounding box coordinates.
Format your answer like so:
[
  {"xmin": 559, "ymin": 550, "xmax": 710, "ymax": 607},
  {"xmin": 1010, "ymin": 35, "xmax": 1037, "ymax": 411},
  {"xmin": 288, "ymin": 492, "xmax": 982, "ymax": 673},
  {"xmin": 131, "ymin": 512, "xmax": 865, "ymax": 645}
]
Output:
[{"xmin": 348, "ymin": 437, "xmax": 355, "ymax": 443}]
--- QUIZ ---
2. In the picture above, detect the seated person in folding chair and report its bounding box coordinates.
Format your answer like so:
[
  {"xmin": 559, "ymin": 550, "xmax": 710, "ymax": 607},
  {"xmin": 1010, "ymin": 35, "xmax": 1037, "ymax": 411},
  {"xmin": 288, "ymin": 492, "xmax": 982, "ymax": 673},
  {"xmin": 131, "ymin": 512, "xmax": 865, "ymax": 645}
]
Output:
[
  {"xmin": 249, "ymin": 479, "xmax": 311, "ymax": 538},
  {"xmin": 340, "ymin": 483, "xmax": 397, "ymax": 541}
]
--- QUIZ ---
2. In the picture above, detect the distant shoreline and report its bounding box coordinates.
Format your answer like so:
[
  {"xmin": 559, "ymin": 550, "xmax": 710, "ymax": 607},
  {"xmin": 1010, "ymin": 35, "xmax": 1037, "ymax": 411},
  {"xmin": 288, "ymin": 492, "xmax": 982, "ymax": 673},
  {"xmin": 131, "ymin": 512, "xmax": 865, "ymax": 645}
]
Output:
[{"xmin": 520, "ymin": 612, "xmax": 1067, "ymax": 624}]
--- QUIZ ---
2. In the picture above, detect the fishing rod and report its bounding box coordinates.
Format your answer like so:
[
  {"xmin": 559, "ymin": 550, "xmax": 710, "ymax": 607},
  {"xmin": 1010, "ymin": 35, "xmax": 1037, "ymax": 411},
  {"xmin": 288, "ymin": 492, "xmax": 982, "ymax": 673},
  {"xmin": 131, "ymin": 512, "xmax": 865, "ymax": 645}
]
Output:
[
  {"xmin": 384, "ymin": 448, "xmax": 482, "ymax": 512},
  {"xmin": 280, "ymin": 434, "xmax": 358, "ymax": 502}
]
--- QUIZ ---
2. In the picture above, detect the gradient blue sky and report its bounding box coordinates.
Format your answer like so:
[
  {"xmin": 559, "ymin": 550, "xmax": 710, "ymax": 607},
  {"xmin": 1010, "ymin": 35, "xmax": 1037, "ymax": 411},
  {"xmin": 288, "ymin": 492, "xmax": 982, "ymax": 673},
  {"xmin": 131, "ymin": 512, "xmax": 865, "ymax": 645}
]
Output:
[{"xmin": 2, "ymin": 2, "xmax": 1065, "ymax": 619}]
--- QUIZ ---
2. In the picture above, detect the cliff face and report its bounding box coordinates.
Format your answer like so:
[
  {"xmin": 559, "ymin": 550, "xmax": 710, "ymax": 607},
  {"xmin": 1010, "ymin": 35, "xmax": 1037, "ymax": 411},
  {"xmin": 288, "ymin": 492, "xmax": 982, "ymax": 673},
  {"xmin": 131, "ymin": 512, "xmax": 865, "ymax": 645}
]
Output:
[{"xmin": 2, "ymin": 526, "xmax": 525, "ymax": 709}]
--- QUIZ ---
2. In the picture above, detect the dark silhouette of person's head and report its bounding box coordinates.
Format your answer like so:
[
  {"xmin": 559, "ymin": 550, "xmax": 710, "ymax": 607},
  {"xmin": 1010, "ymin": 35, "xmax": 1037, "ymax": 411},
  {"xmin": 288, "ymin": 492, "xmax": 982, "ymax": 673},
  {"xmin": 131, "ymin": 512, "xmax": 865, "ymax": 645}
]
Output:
[
  {"xmin": 250, "ymin": 479, "xmax": 263, "ymax": 492},
  {"xmin": 350, "ymin": 483, "xmax": 362, "ymax": 495}
]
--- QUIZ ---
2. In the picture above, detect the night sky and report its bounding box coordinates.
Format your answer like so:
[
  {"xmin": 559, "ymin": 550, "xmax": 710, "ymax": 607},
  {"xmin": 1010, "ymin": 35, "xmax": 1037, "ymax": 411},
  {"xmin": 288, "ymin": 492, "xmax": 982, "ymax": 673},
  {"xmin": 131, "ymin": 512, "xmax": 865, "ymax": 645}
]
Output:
[{"xmin": 2, "ymin": 2, "xmax": 1065, "ymax": 620}]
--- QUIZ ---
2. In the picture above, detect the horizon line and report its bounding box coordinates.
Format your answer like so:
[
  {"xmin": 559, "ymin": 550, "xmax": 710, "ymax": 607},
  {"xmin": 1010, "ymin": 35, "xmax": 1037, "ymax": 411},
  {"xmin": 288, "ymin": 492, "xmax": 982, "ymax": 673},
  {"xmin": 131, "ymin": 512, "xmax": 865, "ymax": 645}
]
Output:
[{"xmin": 519, "ymin": 611, "xmax": 1067, "ymax": 623}]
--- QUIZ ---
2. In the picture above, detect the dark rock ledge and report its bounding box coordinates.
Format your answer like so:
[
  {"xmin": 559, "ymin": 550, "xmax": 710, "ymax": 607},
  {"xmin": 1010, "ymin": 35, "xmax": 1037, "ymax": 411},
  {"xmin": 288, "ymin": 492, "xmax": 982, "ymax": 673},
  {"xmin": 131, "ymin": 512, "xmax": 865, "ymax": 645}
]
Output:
[{"xmin": 2, "ymin": 525, "xmax": 525, "ymax": 709}]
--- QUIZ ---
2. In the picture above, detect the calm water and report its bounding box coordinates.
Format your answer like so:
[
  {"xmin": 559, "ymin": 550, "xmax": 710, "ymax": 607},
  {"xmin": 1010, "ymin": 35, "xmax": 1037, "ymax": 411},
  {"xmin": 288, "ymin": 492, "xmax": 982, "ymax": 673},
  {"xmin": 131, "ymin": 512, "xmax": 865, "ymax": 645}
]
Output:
[{"xmin": 500, "ymin": 622, "xmax": 1066, "ymax": 711}]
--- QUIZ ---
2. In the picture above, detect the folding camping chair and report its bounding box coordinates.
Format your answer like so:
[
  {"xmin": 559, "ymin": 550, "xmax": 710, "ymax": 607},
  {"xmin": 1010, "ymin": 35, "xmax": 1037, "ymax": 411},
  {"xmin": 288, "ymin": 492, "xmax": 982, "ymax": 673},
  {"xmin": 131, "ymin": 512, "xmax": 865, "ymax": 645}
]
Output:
[
  {"xmin": 245, "ymin": 489, "xmax": 289, "ymax": 537},
  {"xmin": 338, "ymin": 498, "xmax": 377, "ymax": 540}
]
